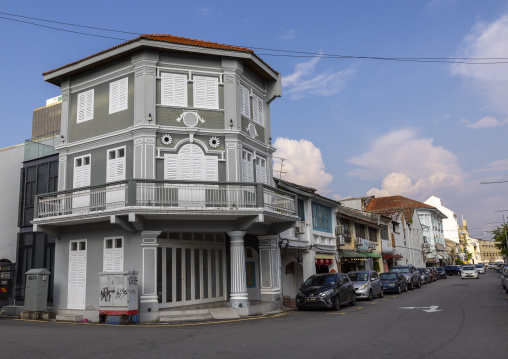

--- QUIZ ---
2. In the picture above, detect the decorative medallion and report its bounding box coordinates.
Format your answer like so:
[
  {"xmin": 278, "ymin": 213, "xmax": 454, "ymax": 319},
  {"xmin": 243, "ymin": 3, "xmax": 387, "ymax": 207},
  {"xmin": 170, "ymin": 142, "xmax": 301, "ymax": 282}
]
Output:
[
  {"xmin": 246, "ymin": 123, "xmax": 258, "ymax": 139},
  {"xmin": 208, "ymin": 136, "xmax": 221, "ymax": 148},
  {"xmin": 176, "ymin": 110, "xmax": 205, "ymax": 127},
  {"xmin": 160, "ymin": 134, "xmax": 173, "ymax": 145}
]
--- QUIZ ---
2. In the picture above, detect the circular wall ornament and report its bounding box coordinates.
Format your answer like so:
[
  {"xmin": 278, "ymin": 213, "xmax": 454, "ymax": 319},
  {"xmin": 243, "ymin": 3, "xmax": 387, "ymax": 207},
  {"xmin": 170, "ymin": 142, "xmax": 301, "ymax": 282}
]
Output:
[
  {"xmin": 183, "ymin": 112, "xmax": 199, "ymax": 127},
  {"xmin": 160, "ymin": 134, "xmax": 173, "ymax": 145},
  {"xmin": 208, "ymin": 136, "xmax": 221, "ymax": 148}
]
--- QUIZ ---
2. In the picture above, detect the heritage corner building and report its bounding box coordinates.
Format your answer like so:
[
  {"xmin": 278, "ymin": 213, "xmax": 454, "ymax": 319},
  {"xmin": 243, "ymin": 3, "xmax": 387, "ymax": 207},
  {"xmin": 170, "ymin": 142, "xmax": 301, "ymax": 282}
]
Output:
[{"xmin": 33, "ymin": 34, "xmax": 299, "ymax": 321}]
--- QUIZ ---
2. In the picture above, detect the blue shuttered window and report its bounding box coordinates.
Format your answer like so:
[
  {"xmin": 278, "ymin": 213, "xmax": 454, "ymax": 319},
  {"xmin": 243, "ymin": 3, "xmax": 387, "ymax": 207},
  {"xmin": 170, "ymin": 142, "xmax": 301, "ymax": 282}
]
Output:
[{"xmin": 311, "ymin": 202, "xmax": 332, "ymax": 233}]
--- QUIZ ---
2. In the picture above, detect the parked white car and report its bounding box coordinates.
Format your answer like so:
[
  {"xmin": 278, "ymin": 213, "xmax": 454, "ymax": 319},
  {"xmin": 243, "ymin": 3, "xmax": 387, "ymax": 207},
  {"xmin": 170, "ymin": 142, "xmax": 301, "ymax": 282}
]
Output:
[{"xmin": 461, "ymin": 266, "xmax": 479, "ymax": 279}]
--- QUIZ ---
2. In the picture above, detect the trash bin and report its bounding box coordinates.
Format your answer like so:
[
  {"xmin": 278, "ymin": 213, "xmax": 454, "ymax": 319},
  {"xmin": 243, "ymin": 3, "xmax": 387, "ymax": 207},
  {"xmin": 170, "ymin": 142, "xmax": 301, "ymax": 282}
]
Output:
[{"xmin": 24, "ymin": 269, "xmax": 51, "ymax": 312}]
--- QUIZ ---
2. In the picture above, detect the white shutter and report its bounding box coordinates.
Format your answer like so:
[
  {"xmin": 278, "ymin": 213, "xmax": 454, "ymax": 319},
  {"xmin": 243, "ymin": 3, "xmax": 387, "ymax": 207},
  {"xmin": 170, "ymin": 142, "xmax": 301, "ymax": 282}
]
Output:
[
  {"xmin": 180, "ymin": 157, "xmax": 192, "ymax": 180},
  {"xmin": 192, "ymin": 157, "xmax": 203, "ymax": 181},
  {"xmin": 103, "ymin": 239, "xmax": 123, "ymax": 272},
  {"xmin": 165, "ymin": 154, "xmax": 178, "ymax": 180},
  {"xmin": 256, "ymin": 158, "xmax": 267, "ymax": 184},
  {"xmin": 242, "ymin": 151, "xmax": 254, "ymax": 182},
  {"xmin": 205, "ymin": 156, "xmax": 218, "ymax": 181},
  {"xmin": 109, "ymin": 78, "xmax": 128, "ymax": 114},
  {"xmin": 68, "ymin": 241, "xmax": 87, "ymax": 310},
  {"xmin": 77, "ymin": 89, "xmax": 94, "ymax": 123},
  {"xmin": 162, "ymin": 73, "xmax": 187, "ymax": 107},
  {"xmin": 252, "ymin": 94, "xmax": 264, "ymax": 126},
  {"xmin": 74, "ymin": 156, "xmax": 91, "ymax": 188},
  {"xmin": 194, "ymin": 76, "xmax": 218, "ymax": 109},
  {"xmin": 240, "ymin": 85, "xmax": 250, "ymax": 117},
  {"xmin": 107, "ymin": 148, "xmax": 126, "ymax": 183}
]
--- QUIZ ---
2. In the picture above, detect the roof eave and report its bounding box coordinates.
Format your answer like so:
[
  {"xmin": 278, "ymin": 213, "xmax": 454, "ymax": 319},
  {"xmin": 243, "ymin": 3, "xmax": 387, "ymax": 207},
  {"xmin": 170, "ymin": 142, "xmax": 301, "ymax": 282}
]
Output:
[{"xmin": 44, "ymin": 38, "xmax": 279, "ymax": 86}]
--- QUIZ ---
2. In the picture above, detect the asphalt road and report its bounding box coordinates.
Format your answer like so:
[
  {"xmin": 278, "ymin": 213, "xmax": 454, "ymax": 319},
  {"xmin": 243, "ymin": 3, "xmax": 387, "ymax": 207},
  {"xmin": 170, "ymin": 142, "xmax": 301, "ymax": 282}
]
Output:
[{"xmin": 2, "ymin": 270, "xmax": 507, "ymax": 359}]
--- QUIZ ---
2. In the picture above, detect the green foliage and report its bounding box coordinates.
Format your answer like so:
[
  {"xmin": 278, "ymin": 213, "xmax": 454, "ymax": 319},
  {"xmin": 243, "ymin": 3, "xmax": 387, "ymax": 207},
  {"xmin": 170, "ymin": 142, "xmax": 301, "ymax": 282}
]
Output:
[
  {"xmin": 373, "ymin": 259, "xmax": 381, "ymax": 273},
  {"xmin": 492, "ymin": 224, "xmax": 508, "ymax": 257},
  {"xmin": 455, "ymin": 258, "xmax": 465, "ymax": 265}
]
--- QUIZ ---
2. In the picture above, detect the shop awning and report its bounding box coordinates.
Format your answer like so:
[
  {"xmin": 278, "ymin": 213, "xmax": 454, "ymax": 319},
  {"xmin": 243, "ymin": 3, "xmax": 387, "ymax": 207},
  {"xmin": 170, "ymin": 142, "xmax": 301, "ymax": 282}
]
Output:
[
  {"xmin": 340, "ymin": 251, "xmax": 367, "ymax": 258},
  {"xmin": 315, "ymin": 253, "xmax": 335, "ymax": 260},
  {"xmin": 362, "ymin": 252, "xmax": 382, "ymax": 258},
  {"xmin": 382, "ymin": 254, "xmax": 403, "ymax": 259}
]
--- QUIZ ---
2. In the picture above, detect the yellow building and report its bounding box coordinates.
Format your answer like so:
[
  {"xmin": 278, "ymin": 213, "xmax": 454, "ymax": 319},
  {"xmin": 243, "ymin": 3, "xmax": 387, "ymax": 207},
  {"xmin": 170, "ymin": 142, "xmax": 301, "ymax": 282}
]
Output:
[{"xmin": 478, "ymin": 239, "xmax": 503, "ymax": 263}]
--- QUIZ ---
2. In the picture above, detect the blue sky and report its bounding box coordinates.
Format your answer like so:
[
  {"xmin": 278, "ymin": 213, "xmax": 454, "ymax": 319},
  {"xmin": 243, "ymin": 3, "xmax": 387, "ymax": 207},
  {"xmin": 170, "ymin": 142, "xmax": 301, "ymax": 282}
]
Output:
[{"xmin": 1, "ymin": 0, "xmax": 507, "ymax": 239}]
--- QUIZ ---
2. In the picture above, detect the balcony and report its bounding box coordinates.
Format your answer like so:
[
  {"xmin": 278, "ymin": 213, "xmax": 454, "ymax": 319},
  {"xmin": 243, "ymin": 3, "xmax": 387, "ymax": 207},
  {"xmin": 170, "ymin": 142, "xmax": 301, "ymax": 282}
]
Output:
[{"xmin": 33, "ymin": 180, "xmax": 298, "ymax": 233}]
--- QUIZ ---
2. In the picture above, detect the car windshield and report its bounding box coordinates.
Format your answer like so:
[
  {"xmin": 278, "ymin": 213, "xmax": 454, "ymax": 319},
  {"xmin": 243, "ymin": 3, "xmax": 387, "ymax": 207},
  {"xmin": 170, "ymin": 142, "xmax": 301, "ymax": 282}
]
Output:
[
  {"xmin": 391, "ymin": 268, "xmax": 409, "ymax": 273},
  {"xmin": 304, "ymin": 275, "xmax": 336, "ymax": 286},
  {"xmin": 475, "ymin": 264, "xmax": 483, "ymax": 268},
  {"xmin": 463, "ymin": 266, "xmax": 475, "ymax": 270},
  {"xmin": 380, "ymin": 273, "xmax": 397, "ymax": 280},
  {"xmin": 418, "ymin": 269, "xmax": 426, "ymax": 273},
  {"xmin": 348, "ymin": 272, "xmax": 369, "ymax": 281}
]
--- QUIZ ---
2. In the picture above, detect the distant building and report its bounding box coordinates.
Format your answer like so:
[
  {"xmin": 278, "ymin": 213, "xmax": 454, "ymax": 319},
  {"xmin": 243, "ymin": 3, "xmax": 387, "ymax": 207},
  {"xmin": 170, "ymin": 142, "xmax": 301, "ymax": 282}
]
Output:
[
  {"xmin": 424, "ymin": 196, "xmax": 459, "ymax": 244},
  {"xmin": 478, "ymin": 238, "xmax": 503, "ymax": 263}
]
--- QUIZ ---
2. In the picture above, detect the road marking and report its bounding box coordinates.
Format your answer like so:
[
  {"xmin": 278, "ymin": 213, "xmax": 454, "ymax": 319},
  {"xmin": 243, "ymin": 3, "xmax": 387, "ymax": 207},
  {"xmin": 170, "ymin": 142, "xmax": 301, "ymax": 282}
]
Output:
[
  {"xmin": 383, "ymin": 299, "xmax": 388, "ymax": 301},
  {"xmin": 371, "ymin": 302, "xmax": 377, "ymax": 304},
  {"xmin": 399, "ymin": 306, "xmax": 442, "ymax": 313},
  {"xmin": 356, "ymin": 307, "xmax": 362, "ymax": 310},
  {"xmin": 327, "ymin": 312, "xmax": 346, "ymax": 315},
  {"xmin": 392, "ymin": 296, "xmax": 397, "ymax": 298}
]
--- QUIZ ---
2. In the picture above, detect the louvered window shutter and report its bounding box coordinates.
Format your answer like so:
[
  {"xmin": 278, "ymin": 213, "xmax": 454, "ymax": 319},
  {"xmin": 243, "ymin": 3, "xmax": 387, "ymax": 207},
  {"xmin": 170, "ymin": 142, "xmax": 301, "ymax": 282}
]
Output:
[
  {"xmin": 194, "ymin": 76, "xmax": 218, "ymax": 109},
  {"xmin": 242, "ymin": 151, "xmax": 254, "ymax": 182},
  {"xmin": 162, "ymin": 73, "xmax": 187, "ymax": 107},
  {"xmin": 240, "ymin": 85, "xmax": 250, "ymax": 117},
  {"xmin": 180, "ymin": 157, "xmax": 192, "ymax": 180},
  {"xmin": 252, "ymin": 95, "xmax": 264, "ymax": 125},
  {"xmin": 109, "ymin": 78, "xmax": 128, "ymax": 114},
  {"xmin": 74, "ymin": 156, "xmax": 91, "ymax": 188},
  {"xmin": 205, "ymin": 157, "xmax": 218, "ymax": 181},
  {"xmin": 165, "ymin": 155, "xmax": 178, "ymax": 180},
  {"xmin": 77, "ymin": 89, "xmax": 94, "ymax": 123},
  {"xmin": 256, "ymin": 158, "xmax": 267, "ymax": 184}
]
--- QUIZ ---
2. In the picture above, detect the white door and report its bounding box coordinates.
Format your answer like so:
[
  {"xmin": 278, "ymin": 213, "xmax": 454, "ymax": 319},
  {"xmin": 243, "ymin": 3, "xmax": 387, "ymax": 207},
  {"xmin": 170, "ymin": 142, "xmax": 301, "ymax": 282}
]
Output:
[
  {"xmin": 72, "ymin": 156, "xmax": 91, "ymax": 213},
  {"xmin": 68, "ymin": 240, "xmax": 87, "ymax": 310}
]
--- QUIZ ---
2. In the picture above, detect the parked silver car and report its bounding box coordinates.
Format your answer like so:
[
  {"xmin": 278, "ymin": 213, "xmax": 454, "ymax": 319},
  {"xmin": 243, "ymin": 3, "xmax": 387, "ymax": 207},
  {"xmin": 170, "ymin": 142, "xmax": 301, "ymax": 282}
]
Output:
[
  {"xmin": 347, "ymin": 270, "xmax": 383, "ymax": 301},
  {"xmin": 500, "ymin": 267, "xmax": 508, "ymax": 290}
]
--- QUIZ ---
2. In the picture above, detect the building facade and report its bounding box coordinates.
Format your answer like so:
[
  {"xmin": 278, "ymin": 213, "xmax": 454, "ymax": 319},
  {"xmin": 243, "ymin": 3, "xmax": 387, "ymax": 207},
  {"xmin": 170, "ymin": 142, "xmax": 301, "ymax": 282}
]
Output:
[
  {"xmin": 275, "ymin": 179, "xmax": 339, "ymax": 306},
  {"xmin": 33, "ymin": 35, "xmax": 298, "ymax": 321}
]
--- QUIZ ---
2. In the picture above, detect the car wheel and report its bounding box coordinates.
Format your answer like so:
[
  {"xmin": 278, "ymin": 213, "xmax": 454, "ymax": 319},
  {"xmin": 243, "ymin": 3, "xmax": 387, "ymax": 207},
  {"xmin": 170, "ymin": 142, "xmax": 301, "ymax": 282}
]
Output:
[
  {"xmin": 368, "ymin": 290, "xmax": 373, "ymax": 301},
  {"xmin": 404, "ymin": 283, "xmax": 408, "ymax": 292},
  {"xmin": 397, "ymin": 285, "xmax": 402, "ymax": 294},
  {"xmin": 379, "ymin": 289, "xmax": 384, "ymax": 298},
  {"xmin": 297, "ymin": 306, "xmax": 305, "ymax": 311},
  {"xmin": 332, "ymin": 295, "xmax": 341, "ymax": 310},
  {"xmin": 417, "ymin": 280, "xmax": 422, "ymax": 289},
  {"xmin": 350, "ymin": 294, "xmax": 357, "ymax": 306},
  {"xmin": 409, "ymin": 281, "xmax": 414, "ymax": 290}
]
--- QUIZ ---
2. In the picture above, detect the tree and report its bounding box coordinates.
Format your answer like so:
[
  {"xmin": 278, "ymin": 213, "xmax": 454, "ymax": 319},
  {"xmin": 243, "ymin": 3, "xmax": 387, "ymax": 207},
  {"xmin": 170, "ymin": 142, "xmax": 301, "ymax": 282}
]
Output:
[{"xmin": 492, "ymin": 224, "xmax": 508, "ymax": 257}]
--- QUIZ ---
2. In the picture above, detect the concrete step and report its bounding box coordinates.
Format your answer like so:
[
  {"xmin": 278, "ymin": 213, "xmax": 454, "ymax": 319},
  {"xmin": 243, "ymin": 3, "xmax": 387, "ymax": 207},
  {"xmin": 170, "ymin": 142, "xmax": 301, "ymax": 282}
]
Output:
[
  {"xmin": 158, "ymin": 313, "xmax": 213, "ymax": 322},
  {"xmin": 55, "ymin": 314, "xmax": 83, "ymax": 322},
  {"xmin": 161, "ymin": 308, "xmax": 210, "ymax": 316}
]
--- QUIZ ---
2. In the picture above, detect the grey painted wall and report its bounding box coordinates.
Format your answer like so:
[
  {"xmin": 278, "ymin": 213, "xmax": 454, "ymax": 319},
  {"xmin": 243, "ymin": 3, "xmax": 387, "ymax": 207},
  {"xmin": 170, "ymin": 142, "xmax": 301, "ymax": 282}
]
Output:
[
  {"xmin": 156, "ymin": 107, "xmax": 225, "ymax": 129},
  {"xmin": 68, "ymin": 72, "xmax": 135, "ymax": 143},
  {"xmin": 65, "ymin": 141, "xmax": 133, "ymax": 190},
  {"xmin": 53, "ymin": 223, "xmax": 142, "ymax": 311}
]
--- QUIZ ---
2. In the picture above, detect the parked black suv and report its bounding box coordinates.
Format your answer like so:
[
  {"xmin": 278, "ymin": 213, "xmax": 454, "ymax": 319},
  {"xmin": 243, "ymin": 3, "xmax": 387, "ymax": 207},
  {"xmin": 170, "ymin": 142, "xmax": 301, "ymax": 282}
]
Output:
[{"xmin": 390, "ymin": 265, "xmax": 421, "ymax": 290}]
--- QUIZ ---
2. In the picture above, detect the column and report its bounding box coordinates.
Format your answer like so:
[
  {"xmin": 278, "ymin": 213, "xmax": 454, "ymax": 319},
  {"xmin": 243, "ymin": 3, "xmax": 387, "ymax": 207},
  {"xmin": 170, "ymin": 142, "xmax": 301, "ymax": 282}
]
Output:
[
  {"xmin": 258, "ymin": 235, "xmax": 282, "ymax": 302},
  {"xmin": 140, "ymin": 231, "xmax": 161, "ymax": 314},
  {"xmin": 228, "ymin": 231, "xmax": 249, "ymax": 308}
]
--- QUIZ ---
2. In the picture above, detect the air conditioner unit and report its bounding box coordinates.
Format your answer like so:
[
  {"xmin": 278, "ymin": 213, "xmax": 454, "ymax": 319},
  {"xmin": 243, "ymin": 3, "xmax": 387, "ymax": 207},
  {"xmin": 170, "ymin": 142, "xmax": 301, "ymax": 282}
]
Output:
[
  {"xmin": 370, "ymin": 242, "xmax": 377, "ymax": 250},
  {"xmin": 355, "ymin": 238, "xmax": 363, "ymax": 245},
  {"xmin": 335, "ymin": 225, "xmax": 344, "ymax": 235},
  {"xmin": 295, "ymin": 222, "xmax": 305, "ymax": 234},
  {"xmin": 337, "ymin": 235, "xmax": 345, "ymax": 246}
]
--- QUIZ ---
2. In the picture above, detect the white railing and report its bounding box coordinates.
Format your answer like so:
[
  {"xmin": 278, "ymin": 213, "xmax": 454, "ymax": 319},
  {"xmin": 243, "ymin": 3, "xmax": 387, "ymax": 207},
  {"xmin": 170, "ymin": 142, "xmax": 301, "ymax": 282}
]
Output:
[
  {"xmin": 36, "ymin": 181, "xmax": 297, "ymax": 219},
  {"xmin": 37, "ymin": 183, "xmax": 127, "ymax": 217},
  {"xmin": 381, "ymin": 239, "xmax": 394, "ymax": 253},
  {"xmin": 264, "ymin": 187, "xmax": 295, "ymax": 216},
  {"xmin": 136, "ymin": 183, "xmax": 257, "ymax": 208}
]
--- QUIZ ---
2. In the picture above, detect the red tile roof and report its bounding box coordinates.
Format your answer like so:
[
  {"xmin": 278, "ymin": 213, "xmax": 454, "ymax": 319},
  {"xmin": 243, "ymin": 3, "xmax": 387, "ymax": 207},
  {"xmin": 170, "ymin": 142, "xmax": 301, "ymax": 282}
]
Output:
[
  {"xmin": 43, "ymin": 34, "xmax": 273, "ymax": 76},
  {"xmin": 365, "ymin": 195, "xmax": 435, "ymax": 212}
]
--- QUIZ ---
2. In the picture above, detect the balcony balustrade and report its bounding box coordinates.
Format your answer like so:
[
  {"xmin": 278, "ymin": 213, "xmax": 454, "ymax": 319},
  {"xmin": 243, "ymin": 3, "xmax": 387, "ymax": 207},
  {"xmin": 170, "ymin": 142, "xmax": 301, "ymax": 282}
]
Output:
[{"xmin": 35, "ymin": 180, "xmax": 297, "ymax": 220}]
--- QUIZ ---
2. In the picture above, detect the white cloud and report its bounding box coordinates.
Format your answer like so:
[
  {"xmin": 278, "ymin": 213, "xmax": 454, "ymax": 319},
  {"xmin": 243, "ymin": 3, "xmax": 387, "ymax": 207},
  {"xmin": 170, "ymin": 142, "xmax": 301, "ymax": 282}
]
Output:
[
  {"xmin": 273, "ymin": 137, "xmax": 333, "ymax": 194},
  {"xmin": 348, "ymin": 129, "xmax": 463, "ymax": 181},
  {"xmin": 462, "ymin": 116, "xmax": 508, "ymax": 129},
  {"xmin": 475, "ymin": 159, "xmax": 508, "ymax": 172},
  {"xmin": 347, "ymin": 129, "xmax": 465, "ymax": 198},
  {"xmin": 282, "ymin": 55, "xmax": 355, "ymax": 100},
  {"xmin": 279, "ymin": 29, "xmax": 296, "ymax": 40},
  {"xmin": 451, "ymin": 14, "xmax": 508, "ymax": 114}
]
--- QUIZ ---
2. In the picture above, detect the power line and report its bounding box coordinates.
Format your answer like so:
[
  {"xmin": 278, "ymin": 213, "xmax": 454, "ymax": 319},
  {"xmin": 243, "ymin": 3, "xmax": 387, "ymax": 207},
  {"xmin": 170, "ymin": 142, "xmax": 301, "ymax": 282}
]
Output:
[{"xmin": 2, "ymin": 11, "xmax": 508, "ymax": 65}]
